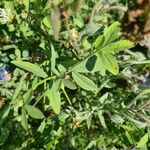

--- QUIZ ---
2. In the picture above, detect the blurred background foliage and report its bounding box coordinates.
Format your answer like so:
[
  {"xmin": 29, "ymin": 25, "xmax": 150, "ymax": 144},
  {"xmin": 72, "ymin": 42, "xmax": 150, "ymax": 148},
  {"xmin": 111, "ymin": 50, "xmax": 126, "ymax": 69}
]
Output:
[{"xmin": 0, "ymin": 0, "xmax": 150, "ymax": 149}]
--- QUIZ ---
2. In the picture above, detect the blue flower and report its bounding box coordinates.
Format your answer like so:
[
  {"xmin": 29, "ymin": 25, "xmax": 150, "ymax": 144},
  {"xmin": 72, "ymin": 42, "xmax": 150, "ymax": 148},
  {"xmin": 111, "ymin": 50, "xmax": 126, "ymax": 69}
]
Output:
[
  {"xmin": 139, "ymin": 72, "xmax": 150, "ymax": 87},
  {"xmin": 0, "ymin": 65, "xmax": 9, "ymax": 81}
]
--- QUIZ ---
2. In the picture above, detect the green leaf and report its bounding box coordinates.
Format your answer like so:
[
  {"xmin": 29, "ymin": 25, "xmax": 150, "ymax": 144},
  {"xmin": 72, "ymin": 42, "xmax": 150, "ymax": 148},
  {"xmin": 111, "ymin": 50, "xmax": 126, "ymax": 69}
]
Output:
[
  {"xmin": 103, "ymin": 22, "xmax": 120, "ymax": 45},
  {"xmin": 1, "ymin": 44, "xmax": 16, "ymax": 50},
  {"xmin": 11, "ymin": 61, "xmax": 47, "ymax": 78},
  {"xmin": 0, "ymin": 105, "xmax": 11, "ymax": 127},
  {"xmin": 22, "ymin": 50, "xmax": 29, "ymax": 58},
  {"xmin": 15, "ymin": 49, "xmax": 21, "ymax": 59},
  {"xmin": 25, "ymin": 105, "xmax": 45, "ymax": 119},
  {"xmin": 37, "ymin": 119, "xmax": 46, "ymax": 133},
  {"xmin": 109, "ymin": 114, "xmax": 124, "ymax": 124},
  {"xmin": 13, "ymin": 99, "xmax": 23, "ymax": 108},
  {"xmin": 99, "ymin": 40, "xmax": 134, "ymax": 54},
  {"xmin": 22, "ymin": 0, "xmax": 29, "ymax": 11},
  {"xmin": 51, "ymin": 44, "xmax": 58, "ymax": 72},
  {"xmin": 85, "ymin": 140, "xmax": 96, "ymax": 150},
  {"xmin": 73, "ymin": 17, "xmax": 84, "ymax": 28},
  {"xmin": 12, "ymin": 75, "xmax": 25, "ymax": 102},
  {"xmin": 23, "ymin": 89, "xmax": 33, "ymax": 104},
  {"xmin": 97, "ymin": 110, "xmax": 107, "ymax": 129},
  {"xmin": 44, "ymin": 1, "xmax": 51, "ymax": 10},
  {"xmin": 125, "ymin": 131, "xmax": 134, "ymax": 144},
  {"xmin": 62, "ymin": 79, "xmax": 77, "ymax": 90},
  {"xmin": 72, "ymin": 54, "xmax": 105, "ymax": 75},
  {"xmin": 137, "ymin": 134, "xmax": 148, "ymax": 148},
  {"xmin": 72, "ymin": 72, "xmax": 98, "ymax": 92},
  {"xmin": 94, "ymin": 35, "xmax": 105, "ymax": 48},
  {"xmin": 143, "ymin": 89, "xmax": 150, "ymax": 94},
  {"xmin": 123, "ymin": 113, "xmax": 149, "ymax": 128},
  {"xmin": 46, "ymin": 83, "xmax": 61, "ymax": 114},
  {"xmin": 4, "ymin": 1, "xmax": 14, "ymax": 10},
  {"xmin": 84, "ymin": 22, "xmax": 101, "ymax": 35},
  {"xmin": 82, "ymin": 38, "xmax": 91, "ymax": 50},
  {"xmin": 43, "ymin": 16, "xmax": 51, "ymax": 28},
  {"xmin": 57, "ymin": 64, "xmax": 66, "ymax": 73},
  {"xmin": 100, "ymin": 53, "xmax": 119, "ymax": 75},
  {"xmin": 131, "ymin": 60, "xmax": 150, "ymax": 65},
  {"xmin": 32, "ymin": 77, "xmax": 38, "ymax": 88},
  {"xmin": 21, "ymin": 107, "xmax": 28, "ymax": 130},
  {"xmin": 86, "ymin": 114, "xmax": 92, "ymax": 129},
  {"xmin": 99, "ymin": 93, "xmax": 108, "ymax": 103}
]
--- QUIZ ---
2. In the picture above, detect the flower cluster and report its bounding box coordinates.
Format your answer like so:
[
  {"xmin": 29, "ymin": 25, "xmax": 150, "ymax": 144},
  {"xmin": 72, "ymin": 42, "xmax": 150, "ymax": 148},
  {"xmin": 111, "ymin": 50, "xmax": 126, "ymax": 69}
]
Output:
[
  {"xmin": 0, "ymin": 65, "xmax": 11, "ymax": 81},
  {"xmin": 139, "ymin": 72, "xmax": 150, "ymax": 87},
  {"xmin": 139, "ymin": 34, "xmax": 150, "ymax": 49},
  {"xmin": 0, "ymin": 8, "xmax": 13, "ymax": 24}
]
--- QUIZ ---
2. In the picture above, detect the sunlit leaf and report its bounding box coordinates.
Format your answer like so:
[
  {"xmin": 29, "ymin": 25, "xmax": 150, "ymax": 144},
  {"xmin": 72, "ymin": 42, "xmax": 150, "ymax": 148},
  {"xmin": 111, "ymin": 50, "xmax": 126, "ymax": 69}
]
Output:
[
  {"xmin": 100, "ymin": 53, "xmax": 119, "ymax": 75},
  {"xmin": 15, "ymin": 49, "xmax": 21, "ymax": 59},
  {"xmin": 72, "ymin": 54, "xmax": 105, "ymax": 74},
  {"xmin": 51, "ymin": 44, "xmax": 58, "ymax": 72},
  {"xmin": 103, "ymin": 22, "xmax": 120, "ymax": 45},
  {"xmin": 22, "ymin": 0, "xmax": 29, "ymax": 11},
  {"xmin": 21, "ymin": 107, "xmax": 28, "ymax": 130},
  {"xmin": 94, "ymin": 35, "xmax": 105, "ymax": 48},
  {"xmin": 37, "ymin": 119, "xmax": 46, "ymax": 133},
  {"xmin": 25, "ymin": 105, "xmax": 45, "ymax": 119},
  {"xmin": 1, "ymin": 44, "xmax": 16, "ymax": 50},
  {"xmin": 131, "ymin": 60, "xmax": 150, "ymax": 65},
  {"xmin": 86, "ymin": 114, "xmax": 92, "ymax": 129},
  {"xmin": 46, "ymin": 83, "xmax": 61, "ymax": 114},
  {"xmin": 109, "ymin": 114, "xmax": 124, "ymax": 124},
  {"xmin": 98, "ymin": 40, "xmax": 134, "ymax": 54},
  {"xmin": 137, "ymin": 134, "xmax": 148, "ymax": 148},
  {"xmin": 85, "ymin": 140, "xmax": 96, "ymax": 150},
  {"xmin": 23, "ymin": 89, "xmax": 33, "ymax": 104},
  {"xmin": 97, "ymin": 110, "xmax": 107, "ymax": 129},
  {"xmin": 11, "ymin": 61, "xmax": 47, "ymax": 78},
  {"xmin": 62, "ymin": 79, "xmax": 77, "ymax": 90},
  {"xmin": 72, "ymin": 72, "xmax": 98, "ymax": 92},
  {"xmin": 43, "ymin": 16, "xmax": 51, "ymax": 28}
]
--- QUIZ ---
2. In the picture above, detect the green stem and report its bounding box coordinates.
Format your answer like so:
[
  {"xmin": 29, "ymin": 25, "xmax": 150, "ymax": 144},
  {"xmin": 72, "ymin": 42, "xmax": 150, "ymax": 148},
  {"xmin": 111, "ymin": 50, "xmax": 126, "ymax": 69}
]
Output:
[
  {"xmin": 62, "ymin": 87, "xmax": 72, "ymax": 105},
  {"xmin": 32, "ymin": 76, "xmax": 56, "ymax": 90},
  {"xmin": 33, "ymin": 92, "xmax": 45, "ymax": 106},
  {"xmin": 126, "ymin": 92, "xmax": 144, "ymax": 109}
]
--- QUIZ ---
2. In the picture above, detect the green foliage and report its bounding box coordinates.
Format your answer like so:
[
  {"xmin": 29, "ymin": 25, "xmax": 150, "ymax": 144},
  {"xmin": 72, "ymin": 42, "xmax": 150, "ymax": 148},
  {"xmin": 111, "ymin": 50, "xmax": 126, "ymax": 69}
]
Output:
[
  {"xmin": 25, "ymin": 105, "xmax": 45, "ymax": 119},
  {"xmin": 72, "ymin": 72, "xmax": 98, "ymax": 92},
  {"xmin": 46, "ymin": 82, "xmax": 61, "ymax": 114},
  {"xmin": 0, "ymin": 0, "xmax": 150, "ymax": 149},
  {"xmin": 11, "ymin": 61, "xmax": 48, "ymax": 78},
  {"xmin": 137, "ymin": 133, "xmax": 149, "ymax": 148}
]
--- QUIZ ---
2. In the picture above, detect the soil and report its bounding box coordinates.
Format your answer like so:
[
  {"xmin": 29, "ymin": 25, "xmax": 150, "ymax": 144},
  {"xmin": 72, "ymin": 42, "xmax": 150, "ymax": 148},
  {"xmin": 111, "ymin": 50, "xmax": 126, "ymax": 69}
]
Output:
[{"xmin": 122, "ymin": 0, "xmax": 150, "ymax": 41}]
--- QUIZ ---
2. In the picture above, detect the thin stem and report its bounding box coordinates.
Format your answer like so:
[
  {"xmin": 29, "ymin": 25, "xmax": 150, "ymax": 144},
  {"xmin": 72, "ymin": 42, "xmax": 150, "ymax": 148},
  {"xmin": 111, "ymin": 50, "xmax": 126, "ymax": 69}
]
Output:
[
  {"xmin": 62, "ymin": 87, "xmax": 72, "ymax": 105},
  {"xmin": 33, "ymin": 92, "xmax": 45, "ymax": 106},
  {"xmin": 139, "ymin": 99, "xmax": 150, "ymax": 107},
  {"xmin": 105, "ymin": 6, "xmax": 127, "ymax": 12},
  {"xmin": 126, "ymin": 92, "xmax": 144, "ymax": 109},
  {"xmin": 32, "ymin": 76, "xmax": 56, "ymax": 90},
  {"xmin": 89, "ymin": 1, "xmax": 102, "ymax": 23}
]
